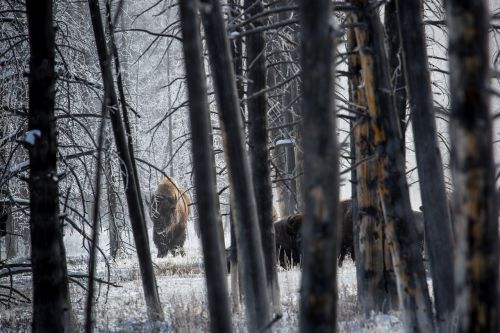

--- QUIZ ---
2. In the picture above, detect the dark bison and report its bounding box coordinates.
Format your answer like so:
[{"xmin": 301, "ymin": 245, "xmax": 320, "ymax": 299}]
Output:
[
  {"xmin": 149, "ymin": 177, "xmax": 191, "ymax": 257},
  {"xmin": 274, "ymin": 199, "xmax": 426, "ymax": 269},
  {"xmin": 274, "ymin": 199, "xmax": 354, "ymax": 268}
]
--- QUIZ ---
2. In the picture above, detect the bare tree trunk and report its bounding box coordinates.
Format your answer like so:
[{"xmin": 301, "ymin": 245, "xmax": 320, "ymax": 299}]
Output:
[
  {"xmin": 87, "ymin": 0, "xmax": 164, "ymax": 321},
  {"xmin": 229, "ymin": 201, "xmax": 240, "ymax": 312},
  {"xmin": 85, "ymin": 105, "xmax": 108, "ymax": 333},
  {"xmin": 396, "ymin": 1, "xmax": 456, "ymax": 331},
  {"xmin": 5, "ymin": 215, "xmax": 16, "ymax": 259},
  {"xmin": 299, "ymin": 1, "xmax": 339, "ymax": 332},
  {"xmin": 347, "ymin": 25, "xmax": 388, "ymax": 315},
  {"xmin": 105, "ymin": 131, "xmax": 120, "ymax": 259},
  {"xmin": 179, "ymin": 2, "xmax": 232, "ymax": 331},
  {"xmin": 350, "ymin": 1, "xmax": 434, "ymax": 331},
  {"xmin": 294, "ymin": 105, "xmax": 304, "ymax": 213},
  {"xmin": 447, "ymin": 1, "xmax": 500, "ymax": 332},
  {"xmin": 244, "ymin": 0, "xmax": 281, "ymax": 317},
  {"xmin": 200, "ymin": 0, "xmax": 272, "ymax": 331},
  {"xmin": 26, "ymin": 0, "xmax": 73, "ymax": 331},
  {"xmin": 227, "ymin": 0, "xmax": 243, "ymax": 313},
  {"xmin": 385, "ymin": 0, "xmax": 407, "ymax": 158}
]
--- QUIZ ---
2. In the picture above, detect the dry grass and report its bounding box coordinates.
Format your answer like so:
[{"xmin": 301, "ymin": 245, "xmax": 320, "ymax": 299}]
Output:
[{"xmin": 0, "ymin": 255, "xmax": 404, "ymax": 332}]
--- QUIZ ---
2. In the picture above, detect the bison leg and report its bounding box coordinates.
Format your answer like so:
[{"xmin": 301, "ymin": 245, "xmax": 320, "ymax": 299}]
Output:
[
  {"xmin": 165, "ymin": 224, "xmax": 187, "ymax": 257},
  {"xmin": 153, "ymin": 228, "xmax": 169, "ymax": 258}
]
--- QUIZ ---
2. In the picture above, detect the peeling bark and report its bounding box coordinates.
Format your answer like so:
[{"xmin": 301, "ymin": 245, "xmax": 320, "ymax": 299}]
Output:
[
  {"xmin": 350, "ymin": 1, "xmax": 434, "ymax": 331},
  {"xmin": 447, "ymin": 1, "xmax": 500, "ymax": 332},
  {"xmin": 347, "ymin": 26, "xmax": 390, "ymax": 315}
]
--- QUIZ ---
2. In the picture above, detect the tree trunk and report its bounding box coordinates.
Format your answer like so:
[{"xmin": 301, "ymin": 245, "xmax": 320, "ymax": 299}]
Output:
[
  {"xmin": 350, "ymin": 1, "xmax": 434, "ymax": 331},
  {"xmin": 105, "ymin": 131, "xmax": 120, "ymax": 259},
  {"xmin": 347, "ymin": 25, "xmax": 389, "ymax": 315},
  {"xmin": 227, "ymin": 0, "xmax": 243, "ymax": 312},
  {"xmin": 26, "ymin": 0, "xmax": 73, "ymax": 331},
  {"xmin": 396, "ymin": 1, "xmax": 456, "ymax": 331},
  {"xmin": 179, "ymin": 2, "xmax": 233, "ymax": 331},
  {"xmin": 87, "ymin": 0, "xmax": 164, "ymax": 321},
  {"xmin": 199, "ymin": 0, "xmax": 272, "ymax": 331},
  {"xmin": 447, "ymin": 1, "xmax": 500, "ymax": 332},
  {"xmin": 244, "ymin": 0, "xmax": 281, "ymax": 317},
  {"xmin": 385, "ymin": 0, "xmax": 407, "ymax": 158},
  {"xmin": 299, "ymin": 1, "xmax": 339, "ymax": 332}
]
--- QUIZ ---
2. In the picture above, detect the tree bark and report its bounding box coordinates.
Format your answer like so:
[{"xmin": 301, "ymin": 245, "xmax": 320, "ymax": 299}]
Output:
[
  {"xmin": 26, "ymin": 0, "xmax": 73, "ymax": 331},
  {"xmin": 105, "ymin": 131, "xmax": 120, "ymax": 259},
  {"xmin": 299, "ymin": 1, "xmax": 339, "ymax": 332},
  {"xmin": 87, "ymin": 0, "xmax": 164, "ymax": 321},
  {"xmin": 385, "ymin": 0, "xmax": 407, "ymax": 158},
  {"xmin": 199, "ymin": 0, "xmax": 272, "ymax": 331},
  {"xmin": 350, "ymin": 1, "xmax": 434, "ymax": 331},
  {"xmin": 447, "ymin": 1, "xmax": 500, "ymax": 332},
  {"xmin": 347, "ymin": 25, "xmax": 389, "ymax": 315},
  {"xmin": 179, "ymin": 2, "xmax": 233, "ymax": 331},
  {"xmin": 396, "ymin": 1, "xmax": 456, "ymax": 331},
  {"xmin": 227, "ymin": 0, "xmax": 243, "ymax": 312},
  {"xmin": 244, "ymin": 0, "xmax": 281, "ymax": 317}
]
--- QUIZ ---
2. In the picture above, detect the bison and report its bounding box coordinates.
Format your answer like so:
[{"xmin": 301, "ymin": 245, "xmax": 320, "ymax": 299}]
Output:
[
  {"xmin": 274, "ymin": 199, "xmax": 354, "ymax": 268},
  {"xmin": 274, "ymin": 199, "xmax": 426, "ymax": 269},
  {"xmin": 149, "ymin": 177, "xmax": 191, "ymax": 257}
]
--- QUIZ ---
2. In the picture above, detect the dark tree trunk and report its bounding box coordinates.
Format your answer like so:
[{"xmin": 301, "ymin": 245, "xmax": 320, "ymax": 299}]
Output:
[
  {"xmin": 104, "ymin": 0, "xmax": 142, "ymax": 210},
  {"xmin": 179, "ymin": 2, "xmax": 232, "ymax": 331},
  {"xmin": 396, "ymin": 1, "xmax": 456, "ymax": 331},
  {"xmin": 347, "ymin": 25, "xmax": 389, "ymax": 315},
  {"xmin": 87, "ymin": 0, "xmax": 164, "ymax": 321},
  {"xmin": 384, "ymin": 0, "xmax": 407, "ymax": 158},
  {"xmin": 105, "ymin": 131, "xmax": 120, "ymax": 259},
  {"xmin": 5, "ymin": 204, "xmax": 16, "ymax": 259},
  {"xmin": 229, "ymin": 200, "xmax": 240, "ymax": 312},
  {"xmin": 272, "ymin": 0, "xmax": 298, "ymax": 217},
  {"xmin": 350, "ymin": 1, "xmax": 434, "ymax": 331},
  {"xmin": 299, "ymin": 1, "xmax": 339, "ymax": 332},
  {"xmin": 85, "ymin": 106, "xmax": 107, "ymax": 333},
  {"xmin": 199, "ymin": 0, "xmax": 272, "ymax": 331},
  {"xmin": 244, "ymin": 0, "xmax": 281, "ymax": 316},
  {"xmin": 227, "ymin": 0, "xmax": 243, "ymax": 312},
  {"xmin": 447, "ymin": 1, "xmax": 500, "ymax": 332},
  {"xmin": 26, "ymin": 0, "xmax": 73, "ymax": 331}
]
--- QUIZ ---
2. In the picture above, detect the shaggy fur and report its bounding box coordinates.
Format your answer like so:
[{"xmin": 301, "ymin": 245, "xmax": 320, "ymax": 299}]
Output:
[
  {"xmin": 150, "ymin": 177, "xmax": 191, "ymax": 257},
  {"xmin": 274, "ymin": 199, "xmax": 354, "ymax": 268},
  {"xmin": 274, "ymin": 200, "xmax": 426, "ymax": 269}
]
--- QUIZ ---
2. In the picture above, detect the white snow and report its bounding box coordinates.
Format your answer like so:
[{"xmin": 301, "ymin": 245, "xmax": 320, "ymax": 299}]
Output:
[
  {"xmin": 229, "ymin": 31, "xmax": 240, "ymax": 39},
  {"xmin": 8, "ymin": 160, "xmax": 29, "ymax": 173},
  {"xmin": 275, "ymin": 138, "xmax": 295, "ymax": 147},
  {"xmin": 0, "ymin": 219, "xmax": 406, "ymax": 333},
  {"xmin": 23, "ymin": 129, "xmax": 41, "ymax": 146}
]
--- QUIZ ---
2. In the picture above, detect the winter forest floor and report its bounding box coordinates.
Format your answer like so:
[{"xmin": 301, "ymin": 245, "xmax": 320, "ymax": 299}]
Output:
[{"xmin": 0, "ymin": 225, "xmax": 405, "ymax": 332}]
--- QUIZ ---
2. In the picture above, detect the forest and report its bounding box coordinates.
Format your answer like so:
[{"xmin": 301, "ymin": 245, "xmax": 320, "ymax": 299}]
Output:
[{"xmin": 0, "ymin": 0, "xmax": 499, "ymax": 332}]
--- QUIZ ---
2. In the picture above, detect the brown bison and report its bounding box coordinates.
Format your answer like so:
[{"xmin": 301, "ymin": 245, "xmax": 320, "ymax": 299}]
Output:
[
  {"xmin": 149, "ymin": 177, "xmax": 191, "ymax": 257},
  {"xmin": 274, "ymin": 199, "xmax": 354, "ymax": 268},
  {"xmin": 274, "ymin": 199, "xmax": 425, "ymax": 269}
]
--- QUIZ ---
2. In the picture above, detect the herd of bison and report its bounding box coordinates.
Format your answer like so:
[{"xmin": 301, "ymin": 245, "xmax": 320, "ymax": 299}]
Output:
[{"xmin": 149, "ymin": 176, "xmax": 427, "ymax": 269}]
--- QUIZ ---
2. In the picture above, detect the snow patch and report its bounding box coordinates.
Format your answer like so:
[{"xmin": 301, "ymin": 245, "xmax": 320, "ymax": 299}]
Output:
[
  {"xmin": 275, "ymin": 138, "xmax": 295, "ymax": 147},
  {"xmin": 23, "ymin": 129, "xmax": 41, "ymax": 146},
  {"xmin": 8, "ymin": 160, "xmax": 29, "ymax": 173}
]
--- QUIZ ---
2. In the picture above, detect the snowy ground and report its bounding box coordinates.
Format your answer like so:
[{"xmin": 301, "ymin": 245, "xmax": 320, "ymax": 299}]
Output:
[{"xmin": 0, "ymin": 222, "xmax": 404, "ymax": 332}]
